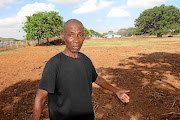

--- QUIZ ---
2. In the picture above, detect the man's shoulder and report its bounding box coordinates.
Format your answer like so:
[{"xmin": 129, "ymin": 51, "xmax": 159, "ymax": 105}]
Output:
[
  {"xmin": 79, "ymin": 52, "xmax": 92, "ymax": 62},
  {"xmin": 47, "ymin": 52, "xmax": 63, "ymax": 65}
]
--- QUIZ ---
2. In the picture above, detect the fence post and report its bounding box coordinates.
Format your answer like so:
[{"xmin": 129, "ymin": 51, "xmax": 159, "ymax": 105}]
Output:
[
  {"xmin": 16, "ymin": 41, "xmax": 18, "ymax": 48},
  {"xmin": 0, "ymin": 42, "xmax": 3, "ymax": 48},
  {"xmin": 5, "ymin": 42, "xmax": 7, "ymax": 48}
]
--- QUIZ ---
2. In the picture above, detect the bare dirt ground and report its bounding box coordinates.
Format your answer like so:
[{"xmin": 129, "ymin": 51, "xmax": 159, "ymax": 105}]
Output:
[{"xmin": 0, "ymin": 37, "xmax": 180, "ymax": 120}]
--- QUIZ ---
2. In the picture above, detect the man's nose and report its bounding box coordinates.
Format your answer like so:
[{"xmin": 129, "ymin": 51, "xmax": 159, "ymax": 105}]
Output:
[{"xmin": 73, "ymin": 34, "xmax": 80, "ymax": 43}]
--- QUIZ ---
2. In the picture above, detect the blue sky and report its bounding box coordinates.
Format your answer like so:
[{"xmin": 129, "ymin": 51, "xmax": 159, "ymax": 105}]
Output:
[{"xmin": 0, "ymin": 0, "xmax": 179, "ymax": 39}]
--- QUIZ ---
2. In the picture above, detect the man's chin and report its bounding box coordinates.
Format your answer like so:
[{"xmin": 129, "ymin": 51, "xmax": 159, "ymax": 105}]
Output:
[
  {"xmin": 71, "ymin": 48, "xmax": 81, "ymax": 53},
  {"xmin": 71, "ymin": 50, "xmax": 80, "ymax": 53}
]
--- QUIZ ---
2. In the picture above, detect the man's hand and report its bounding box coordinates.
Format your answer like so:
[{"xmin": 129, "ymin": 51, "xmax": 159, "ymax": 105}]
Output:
[
  {"xmin": 32, "ymin": 89, "xmax": 48, "ymax": 120},
  {"xmin": 95, "ymin": 76, "xmax": 130, "ymax": 103},
  {"xmin": 115, "ymin": 89, "xmax": 130, "ymax": 103}
]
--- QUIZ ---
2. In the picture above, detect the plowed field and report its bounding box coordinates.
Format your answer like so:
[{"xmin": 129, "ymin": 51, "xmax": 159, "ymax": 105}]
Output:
[{"xmin": 0, "ymin": 37, "xmax": 180, "ymax": 120}]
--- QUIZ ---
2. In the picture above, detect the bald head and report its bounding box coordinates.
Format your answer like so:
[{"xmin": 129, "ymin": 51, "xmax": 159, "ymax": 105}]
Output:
[
  {"xmin": 64, "ymin": 19, "xmax": 84, "ymax": 33},
  {"xmin": 61, "ymin": 19, "xmax": 85, "ymax": 54}
]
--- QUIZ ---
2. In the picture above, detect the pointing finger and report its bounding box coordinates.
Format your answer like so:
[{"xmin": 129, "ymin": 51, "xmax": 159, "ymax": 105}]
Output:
[{"xmin": 124, "ymin": 90, "xmax": 130, "ymax": 93}]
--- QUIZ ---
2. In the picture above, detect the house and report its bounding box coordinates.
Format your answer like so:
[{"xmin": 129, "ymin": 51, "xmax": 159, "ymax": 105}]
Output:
[{"xmin": 103, "ymin": 34, "xmax": 121, "ymax": 38}]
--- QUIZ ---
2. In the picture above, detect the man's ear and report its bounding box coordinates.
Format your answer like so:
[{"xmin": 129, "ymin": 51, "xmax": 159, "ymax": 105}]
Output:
[{"xmin": 61, "ymin": 32, "xmax": 65, "ymax": 42}]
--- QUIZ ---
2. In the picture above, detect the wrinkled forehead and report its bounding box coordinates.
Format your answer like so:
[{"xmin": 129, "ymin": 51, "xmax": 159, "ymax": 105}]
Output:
[{"xmin": 64, "ymin": 20, "xmax": 84, "ymax": 33}]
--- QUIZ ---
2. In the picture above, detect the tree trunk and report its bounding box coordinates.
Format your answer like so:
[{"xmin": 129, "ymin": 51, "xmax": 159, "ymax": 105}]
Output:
[
  {"xmin": 157, "ymin": 33, "xmax": 162, "ymax": 37},
  {"xmin": 46, "ymin": 38, "xmax": 50, "ymax": 46},
  {"xmin": 37, "ymin": 39, "xmax": 40, "ymax": 46}
]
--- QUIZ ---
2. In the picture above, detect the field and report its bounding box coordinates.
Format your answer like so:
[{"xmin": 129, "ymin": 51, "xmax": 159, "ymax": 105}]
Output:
[{"xmin": 0, "ymin": 37, "xmax": 180, "ymax": 120}]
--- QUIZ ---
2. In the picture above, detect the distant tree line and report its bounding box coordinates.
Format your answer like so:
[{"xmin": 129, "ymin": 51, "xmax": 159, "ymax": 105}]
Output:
[
  {"xmin": 23, "ymin": 4, "xmax": 180, "ymax": 43},
  {"xmin": 103, "ymin": 4, "xmax": 180, "ymax": 37}
]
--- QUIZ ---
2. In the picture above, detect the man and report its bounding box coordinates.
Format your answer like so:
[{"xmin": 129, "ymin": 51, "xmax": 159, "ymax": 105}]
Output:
[{"xmin": 32, "ymin": 19, "xmax": 130, "ymax": 120}]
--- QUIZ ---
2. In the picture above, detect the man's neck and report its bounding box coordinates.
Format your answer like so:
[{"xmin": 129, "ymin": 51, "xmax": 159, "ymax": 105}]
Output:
[{"xmin": 62, "ymin": 49, "xmax": 79, "ymax": 58}]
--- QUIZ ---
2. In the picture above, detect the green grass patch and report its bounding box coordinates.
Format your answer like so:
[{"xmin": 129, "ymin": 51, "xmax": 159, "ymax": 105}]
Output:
[
  {"xmin": 0, "ymin": 47, "xmax": 24, "ymax": 55},
  {"xmin": 83, "ymin": 39, "xmax": 148, "ymax": 47},
  {"xmin": 0, "ymin": 51, "xmax": 17, "ymax": 55}
]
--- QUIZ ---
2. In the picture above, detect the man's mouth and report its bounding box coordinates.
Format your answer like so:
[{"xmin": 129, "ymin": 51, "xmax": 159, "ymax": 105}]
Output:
[{"xmin": 72, "ymin": 46, "xmax": 80, "ymax": 50}]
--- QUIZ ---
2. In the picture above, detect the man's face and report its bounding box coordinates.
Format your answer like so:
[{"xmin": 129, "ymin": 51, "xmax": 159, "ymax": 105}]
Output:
[{"xmin": 63, "ymin": 22, "xmax": 85, "ymax": 53}]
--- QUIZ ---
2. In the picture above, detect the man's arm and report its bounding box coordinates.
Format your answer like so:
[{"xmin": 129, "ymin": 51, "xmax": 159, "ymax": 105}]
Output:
[
  {"xmin": 95, "ymin": 76, "xmax": 130, "ymax": 103},
  {"xmin": 32, "ymin": 89, "xmax": 48, "ymax": 120}
]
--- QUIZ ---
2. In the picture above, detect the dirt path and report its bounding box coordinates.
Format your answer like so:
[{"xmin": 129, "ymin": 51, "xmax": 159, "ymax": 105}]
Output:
[{"xmin": 0, "ymin": 38, "xmax": 180, "ymax": 120}]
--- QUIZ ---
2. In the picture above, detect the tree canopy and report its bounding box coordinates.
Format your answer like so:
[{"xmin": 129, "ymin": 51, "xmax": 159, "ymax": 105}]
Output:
[
  {"xmin": 116, "ymin": 28, "xmax": 129, "ymax": 37},
  {"xmin": 88, "ymin": 29, "xmax": 102, "ymax": 37},
  {"xmin": 135, "ymin": 4, "xmax": 180, "ymax": 37},
  {"xmin": 102, "ymin": 33, "xmax": 108, "ymax": 36},
  {"xmin": 108, "ymin": 30, "xmax": 114, "ymax": 34},
  {"xmin": 23, "ymin": 11, "xmax": 64, "ymax": 44},
  {"xmin": 84, "ymin": 27, "xmax": 90, "ymax": 37}
]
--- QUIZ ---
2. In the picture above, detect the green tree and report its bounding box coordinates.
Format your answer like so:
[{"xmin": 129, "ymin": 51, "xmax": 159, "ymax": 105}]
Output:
[
  {"xmin": 88, "ymin": 29, "xmax": 101, "ymax": 37},
  {"xmin": 88, "ymin": 29, "xmax": 96, "ymax": 37},
  {"xmin": 116, "ymin": 28, "xmax": 128, "ymax": 37},
  {"xmin": 127, "ymin": 27, "xmax": 135, "ymax": 36},
  {"xmin": 127, "ymin": 27, "xmax": 142, "ymax": 36},
  {"xmin": 83, "ymin": 28, "xmax": 102, "ymax": 37},
  {"xmin": 84, "ymin": 27, "xmax": 90, "ymax": 37},
  {"xmin": 103, "ymin": 33, "xmax": 108, "ymax": 36},
  {"xmin": 23, "ymin": 11, "xmax": 64, "ymax": 45},
  {"xmin": 135, "ymin": 4, "xmax": 180, "ymax": 37},
  {"xmin": 95, "ymin": 32, "xmax": 102, "ymax": 37},
  {"xmin": 108, "ymin": 30, "xmax": 114, "ymax": 34}
]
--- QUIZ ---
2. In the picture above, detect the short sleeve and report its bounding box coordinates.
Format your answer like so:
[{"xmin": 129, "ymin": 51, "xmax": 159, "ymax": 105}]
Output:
[
  {"xmin": 38, "ymin": 59, "xmax": 57, "ymax": 93},
  {"xmin": 91, "ymin": 62, "xmax": 98, "ymax": 83},
  {"xmin": 79, "ymin": 52, "xmax": 98, "ymax": 83}
]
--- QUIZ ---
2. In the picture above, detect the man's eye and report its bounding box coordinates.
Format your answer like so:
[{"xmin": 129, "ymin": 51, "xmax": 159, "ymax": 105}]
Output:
[
  {"xmin": 68, "ymin": 34, "xmax": 73, "ymax": 37},
  {"xmin": 78, "ymin": 34, "xmax": 84, "ymax": 37}
]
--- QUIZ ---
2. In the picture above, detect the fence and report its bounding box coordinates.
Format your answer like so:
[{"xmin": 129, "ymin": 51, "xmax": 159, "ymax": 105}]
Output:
[{"xmin": 0, "ymin": 40, "xmax": 38, "ymax": 49}]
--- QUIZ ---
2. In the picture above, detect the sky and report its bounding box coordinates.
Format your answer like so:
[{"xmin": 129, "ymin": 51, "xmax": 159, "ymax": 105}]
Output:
[{"xmin": 0, "ymin": 0, "xmax": 179, "ymax": 39}]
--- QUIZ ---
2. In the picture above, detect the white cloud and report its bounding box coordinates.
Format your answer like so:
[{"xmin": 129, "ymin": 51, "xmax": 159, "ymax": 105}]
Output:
[
  {"xmin": 0, "ymin": 0, "xmax": 15, "ymax": 7},
  {"xmin": 72, "ymin": 0, "xmax": 114, "ymax": 14},
  {"xmin": 0, "ymin": 2, "xmax": 57, "ymax": 39},
  {"xmin": 96, "ymin": 19, "xmax": 103, "ymax": 22},
  {"xmin": 0, "ymin": 16, "xmax": 17, "ymax": 27},
  {"xmin": 73, "ymin": 0, "xmax": 97, "ymax": 14},
  {"xmin": 107, "ymin": 6, "xmax": 130, "ymax": 17},
  {"xmin": 5, "ymin": 6, "xmax": 12, "ymax": 9},
  {"xmin": 16, "ymin": 2, "xmax": 57, "ymax": 23},
  {"xmin": 47, "ymin": 0, "xmax": 82, "ymax": 6},
  {"xmin": 0, "ymin": 0, "xmax": 24, "ymax": 7},
  {"xmin": 98, "ymin": 0, "xmax": 114, "ymax": 9},
  {"xmin": 127, "ymin": 0, "xmax": 166, "ymax": 8}
]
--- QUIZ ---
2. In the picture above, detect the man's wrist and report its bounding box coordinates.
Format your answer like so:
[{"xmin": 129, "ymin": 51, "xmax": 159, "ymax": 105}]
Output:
[{"xmin": 112, "ymin": 87, "xmax": 120, "ymax": 94}]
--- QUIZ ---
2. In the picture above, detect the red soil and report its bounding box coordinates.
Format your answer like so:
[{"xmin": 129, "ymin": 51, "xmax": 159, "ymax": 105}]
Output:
[{"xmin": 0, "ymin": 38, "xmax": 180, "ymax": 120}]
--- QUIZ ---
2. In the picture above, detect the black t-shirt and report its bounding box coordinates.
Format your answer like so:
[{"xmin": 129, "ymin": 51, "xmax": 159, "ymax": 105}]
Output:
[{"xmin": 39, "ymin": 52, "xmax": 98, "ymax": 120}]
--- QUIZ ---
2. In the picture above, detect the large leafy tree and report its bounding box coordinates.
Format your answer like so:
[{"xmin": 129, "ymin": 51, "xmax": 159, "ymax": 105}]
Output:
[
  {"xmin": 23, "ymin": 11, "xmax": 64, "ymax": 44},
  {"xmin": 135, "ymin": 4, "xmax": 180, "ymax": 37}
]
